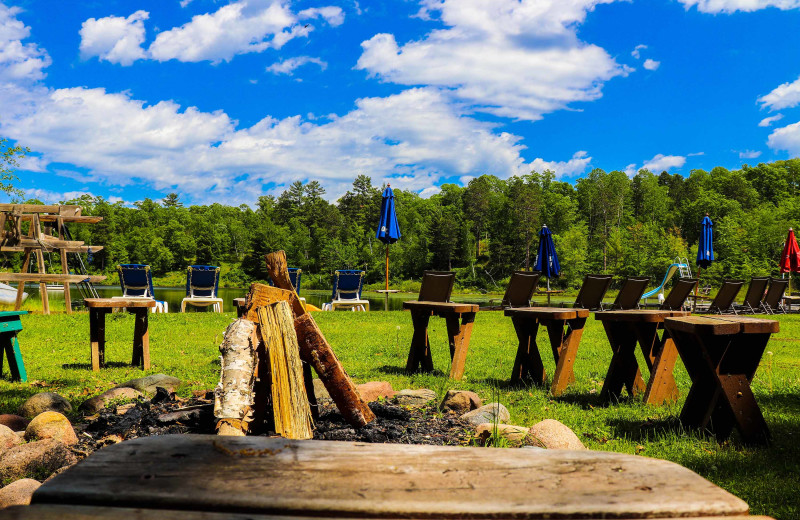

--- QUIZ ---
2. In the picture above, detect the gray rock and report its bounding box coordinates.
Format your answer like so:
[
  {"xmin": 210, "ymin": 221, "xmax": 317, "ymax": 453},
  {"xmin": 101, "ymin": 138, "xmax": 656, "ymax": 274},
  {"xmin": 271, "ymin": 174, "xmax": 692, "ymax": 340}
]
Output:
[
  {"xmin": 461, "ymin": 402, "xmax": 510, "ymax": 426},
  {"xmin": 0, "ymin": 415, "xmax": 29, "ymax": 432},
  {"xmin": 79, "ymin": 387, "xmax": 143, "ymax": 414},
  {"xmin": 440, "ymin": 390, "xmax": 482, "ymax": 414},
  {"xmin": 474, "ymin": 423, "xmax": 530, "ymax": 446},
  {"xmin": 116, "ymin": 374, "xmax": 181, "ymax": 395},
  {"xmin": 0, "ymin": 439, "xmax": 77, "ymax": 481},
  {"xmin": 17, "ymin": 393, "xmax": 72, "ymax": 418},
  {"xmin": 313, "ymin": 379, "xmax": 331, "ymax": 402},
  {"xmin": 0, "ymin": 478, "xmax": 41, "ymax": 508},
  {"xmin": 526, "ymin": 419, "xmax": 586, "ymax": 450},
  {"xmin": 24, "ymin": 412, "xmax": 78, "ymax": 446},
  {"xmin": 394, "ymin": 389, "xmax": 437, "ymax": 408},
  {"xmin": 0, "ymin": 425, "xmax": 21, "ymax": 451}
]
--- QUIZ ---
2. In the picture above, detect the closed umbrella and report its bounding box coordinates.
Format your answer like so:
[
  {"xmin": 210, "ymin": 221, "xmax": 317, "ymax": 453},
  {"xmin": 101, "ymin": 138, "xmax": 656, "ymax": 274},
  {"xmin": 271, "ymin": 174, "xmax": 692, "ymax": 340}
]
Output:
[
  {"xmin": 694, "ymin": 214, "xmax": 714, "ymax": 308},
  {"xmin": 779, "ymin": 228, "xmax": 800, "ymax": 295},
  {"xmin": 376, "ymin": 184, "xmax": 401, "ymax": 293},
  {"xmin": 533, "ymin": 225, "xmax": 560, "ymax": 304}
]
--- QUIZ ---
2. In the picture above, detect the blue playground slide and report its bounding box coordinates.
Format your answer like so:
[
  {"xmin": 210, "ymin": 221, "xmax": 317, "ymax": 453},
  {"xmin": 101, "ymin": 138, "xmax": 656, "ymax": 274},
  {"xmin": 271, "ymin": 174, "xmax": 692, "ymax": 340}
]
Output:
[{"xmin": 641, "ymin": 263, "xmax": 689, "ymax": 299}]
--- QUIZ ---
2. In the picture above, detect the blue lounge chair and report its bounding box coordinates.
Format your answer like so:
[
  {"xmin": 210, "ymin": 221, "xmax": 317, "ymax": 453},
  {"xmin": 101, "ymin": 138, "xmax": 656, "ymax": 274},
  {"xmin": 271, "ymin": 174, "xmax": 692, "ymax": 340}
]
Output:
[
  {"xmin": 115, "ymin": 264, "xmax": 168, "ymax": 313},
  {"xmin": 181, "ymin": 265, "xmax": 223, "ymax": 312},
  {"xmin": 322, "ymin": 270, "xmax": 369, "ymax": 311}
]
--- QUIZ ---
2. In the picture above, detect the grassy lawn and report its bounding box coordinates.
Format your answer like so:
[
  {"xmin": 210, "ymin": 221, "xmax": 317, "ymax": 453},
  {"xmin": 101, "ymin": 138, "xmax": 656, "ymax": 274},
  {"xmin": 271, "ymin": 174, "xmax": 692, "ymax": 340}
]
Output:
[{"xmin": 1, "ymin": 309, "xmax": 799, "ymax": 519}]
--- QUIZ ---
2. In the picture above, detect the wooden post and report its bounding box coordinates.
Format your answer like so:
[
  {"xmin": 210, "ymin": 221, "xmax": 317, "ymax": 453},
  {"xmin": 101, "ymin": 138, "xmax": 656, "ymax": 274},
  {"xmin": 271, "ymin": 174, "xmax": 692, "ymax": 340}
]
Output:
[
  {"xmin": 57, "ymin": 215, "xmax": 72, "ymax": 314},
  {"xmin": 214, "ymin": 319, "xmax": 259, "ymax": 436}
]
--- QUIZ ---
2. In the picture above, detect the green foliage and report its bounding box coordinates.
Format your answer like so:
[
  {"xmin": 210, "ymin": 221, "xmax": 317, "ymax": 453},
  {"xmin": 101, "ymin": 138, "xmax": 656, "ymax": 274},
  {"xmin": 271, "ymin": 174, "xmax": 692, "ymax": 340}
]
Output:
[{"xmin": 0, "ymin": 138, "xmax": 27, "ymax": 198}]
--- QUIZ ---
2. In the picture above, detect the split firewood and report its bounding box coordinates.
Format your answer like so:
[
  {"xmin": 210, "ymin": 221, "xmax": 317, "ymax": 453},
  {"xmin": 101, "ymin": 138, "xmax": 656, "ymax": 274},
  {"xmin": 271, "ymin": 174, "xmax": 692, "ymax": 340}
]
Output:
[
  {"xmin": 214, "ymin": 319, "xmax": 258, "ymax": 436},
  {"xmin": 257, "ymin": 302, "xmax": 313, "ymax": 440}
]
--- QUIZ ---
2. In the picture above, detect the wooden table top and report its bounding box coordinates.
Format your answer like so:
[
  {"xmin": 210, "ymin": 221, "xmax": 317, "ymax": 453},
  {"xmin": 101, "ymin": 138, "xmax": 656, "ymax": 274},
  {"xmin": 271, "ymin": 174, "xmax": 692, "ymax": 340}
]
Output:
[
  {"xmin": 504, "ymin": 306, "xmax": 590, "ymax": 320},
  {"xmin": 595, "ymin": 309, "xmax": 691, "ymax": 323},
  {"xmin": 403, "ymin": 300, "xmax": 479, "ymax": 313},
  {"xmin": 665, "ymin": 315, "xmax": 779, "ymax": 335},
  {"xmin": 31, "ymin": 435, "xmax": 750, "ymax": 519},
  {"xmin": 84, "ymin": 298, "xmax": 157, "ymax": 309}
]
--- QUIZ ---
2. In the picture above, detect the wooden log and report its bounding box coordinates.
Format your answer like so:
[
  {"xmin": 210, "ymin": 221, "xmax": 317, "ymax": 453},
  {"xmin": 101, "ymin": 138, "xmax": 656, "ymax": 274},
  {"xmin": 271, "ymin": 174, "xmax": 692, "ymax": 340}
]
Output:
[
  {"xmin": 295, "ymin": 313, "xmax": 375, "ymax": 427},
  {"xmin": 257, "ymin": 302, "xmax": 313, "ymax": 440},
  {"xmin": 242, "ymin": 283, "xmax": 300, "ymax": 322},
  {"xmin": 263, "ymin": 251, "xmax": 305, "ymax": 317},
  {"xmin": 214, "ymin": 319, "xmax": 259, "ymax": 436}
]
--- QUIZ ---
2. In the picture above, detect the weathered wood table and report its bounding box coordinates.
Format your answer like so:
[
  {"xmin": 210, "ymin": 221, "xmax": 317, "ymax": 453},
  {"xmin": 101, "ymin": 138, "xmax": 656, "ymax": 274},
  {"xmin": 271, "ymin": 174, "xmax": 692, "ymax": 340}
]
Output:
[
  {"xmin": 6, "ymin": 435, "xmax": 772, "ymax": 519},
  {"xmin": 664, "ymin": 315, "xmax": 779, "ymax": 445},
  {"xmin": 402, "ymin": 301, "xmax": 478, "ymax": 380},
  {"xmin": 504, "ymin": 307, "xmax": 589, "ymax": 396},
  {"xmin": 0, "ymin": 310, "xmax": 28, "ymax": 382},
  {"xmin": 595, "ymin": 309, "xmax": 690, "ymax": 405},
  {"xmin": 84, "ymin": 298, "xmax": 156, "ymax": 372}
]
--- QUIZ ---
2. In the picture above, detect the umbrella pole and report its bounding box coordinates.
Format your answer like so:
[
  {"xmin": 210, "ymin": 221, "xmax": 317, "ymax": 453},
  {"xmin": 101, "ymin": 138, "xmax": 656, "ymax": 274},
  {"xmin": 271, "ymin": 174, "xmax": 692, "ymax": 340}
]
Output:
[
  {"xmin": 547, "ymin": 277, "xmax": 551, "ymax": 306},
  {"xmin": 693, "ymin": 267, "xmax": 702, "ymax": 312},
  {"xmin": 385, "ymin": 244, "xmax": 389, "ymax": 291}
]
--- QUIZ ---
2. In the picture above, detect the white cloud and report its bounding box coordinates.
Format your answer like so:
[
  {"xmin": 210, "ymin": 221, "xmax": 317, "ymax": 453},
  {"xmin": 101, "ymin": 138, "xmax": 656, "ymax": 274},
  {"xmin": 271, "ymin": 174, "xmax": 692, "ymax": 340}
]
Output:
[
  {"xmin": 759, "ymin": 76, "xmax": 800, "ymax": 111},
  {"xmin": 0, "ymin": 4, "xmax": 50, "ymax": 82},
  {"xmin": 642, "ymin": 154, "xmax": 686, "ymax": 172},
  {"xmin": 419, "ymin": 186, "xmax": 441, "ymax": 198},
  {"xmin": 738, "ymin": 149, "xmax": 762, "ymax": 159},
  {"xmin": 759, "ymin": 114, "xmax": 784, "ymax": 127},
  {"xmin": 678, "ymin": 0, "xmax": 800, "ymax": 13},
  {"xmin": 688, "ymin": 151, "xmax": 705, "ymax": 156},
  {"xmin": 631, "ymin": 44, "xmax": 647, "ymax": 59},
  {"xmin": 529, "ymin": 151, "xmax": 592, "ymax": 177},
  {"xmin": 767, "ymin": 120, "xmax": 800, "ymax": 155},
  {"xmin": 356, "ymin": 0, "xmax": 627, "ymax": 122},
  {"xmin": 643, "ymin": 58, "xmax": 660, "ymax": 71},
  {"xmin": 266, "ymin": 56, "xmax": 326, "ymax": 75},
  {"xmin": 79, "ymin": 11, "xmax": 149, "ymax": 66},
  {"xmin": 298, "ymin": 6, "xmax": 344, "ymax": 26},
  {"xmin": 624, "ymin": 163, "xmax": 638, "ymax": 176}
]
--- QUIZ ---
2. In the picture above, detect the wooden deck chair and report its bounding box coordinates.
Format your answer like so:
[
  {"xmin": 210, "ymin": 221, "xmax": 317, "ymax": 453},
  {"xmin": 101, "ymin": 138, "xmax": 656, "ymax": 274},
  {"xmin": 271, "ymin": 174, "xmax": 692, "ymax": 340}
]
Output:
[
  {"xmin": 698, "ymin": 279, "xmax": 745, "ymax": 314},
  {"xmin": 760, "ymin": 278, "xmax": 789, "ymax": 314},
  {"xmin": 418, "ymin": 271, "xmax": 456, "ymax": 302},
  {"xmin": 322, "ymin": 270, "xmax": 369, "ymax": 311},
  {"xmin": 573, "ymin": 274, "xmax": 613, "ymax": 311},
  {"xmin": 483, "ymin": 271, "xmax": 541, "ymax": 310},
  {"xmin": 733, "ymin": 277, "xmax": 770, "ymax": 314},
  {"xmin": 605, "ymin": 276, "xmax": 650, "ymax": 310},
  {"xmin": 659, "ymin": 277, "xmax": 698, "ymax": 311}
]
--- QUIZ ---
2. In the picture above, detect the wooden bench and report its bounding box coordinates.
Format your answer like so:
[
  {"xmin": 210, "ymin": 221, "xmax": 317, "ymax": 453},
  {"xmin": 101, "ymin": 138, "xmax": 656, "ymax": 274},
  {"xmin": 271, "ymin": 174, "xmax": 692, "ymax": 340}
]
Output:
[
  {"xmin": 0, "ymin": 310, "xmax": 28, "ymax": 382},
  {"xmin": 504, "ymin": 307, "xmax": 589, "ymax": 395},
  {"xmin": 595, "ymin": 309, "xmax": 690, "ymax": 405},
  {"xmin": 402, "ymin": 301, "xmax": 478, "ymax": 380},
  {"xmin": 664, "ymin": 315, "xmax": 779, "ymax": 444},
  {"xmin": 7, "ymin": 434, "xmax": 772, "ymax": 519},
  {"xmin": 84, "ymin": 298, "xmax": 156, "ymax": 372}
]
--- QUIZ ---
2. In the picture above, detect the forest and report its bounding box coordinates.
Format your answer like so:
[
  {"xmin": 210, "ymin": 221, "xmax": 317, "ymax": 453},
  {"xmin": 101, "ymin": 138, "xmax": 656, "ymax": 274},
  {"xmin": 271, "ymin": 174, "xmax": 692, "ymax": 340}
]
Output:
[{"xmin": 15, "ymin": 158, "xmax": 800, "ymax": 291}]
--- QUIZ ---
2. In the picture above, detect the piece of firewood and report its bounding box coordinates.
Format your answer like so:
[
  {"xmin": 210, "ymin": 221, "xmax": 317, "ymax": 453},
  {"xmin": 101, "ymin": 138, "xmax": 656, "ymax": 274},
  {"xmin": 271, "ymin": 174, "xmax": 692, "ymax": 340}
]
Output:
[
  {"xmin": 243, "ymin": 283, "xmax": 300, "ymax": 322},
  {"xmin": 264, "ymin": 251, "xmax": 305, "ymax": 317},
  {"xmin": 295, "ymin": 313, "xmax": 375, "ymax": 427},
  {"xmin": 257, "ymin": 302, "xmax": 314, "ymax": 440},
  {"xmin": 214, "ymin": 319, "xmax": 258, "ymax": 436}
]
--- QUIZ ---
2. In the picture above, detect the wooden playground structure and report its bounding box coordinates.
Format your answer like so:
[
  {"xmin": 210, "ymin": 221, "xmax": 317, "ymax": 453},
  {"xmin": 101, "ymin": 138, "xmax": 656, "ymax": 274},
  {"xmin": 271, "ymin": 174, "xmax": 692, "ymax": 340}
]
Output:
[{"xmin": 0, "ymin": 204, "xmax": 105, "ymax": 314}]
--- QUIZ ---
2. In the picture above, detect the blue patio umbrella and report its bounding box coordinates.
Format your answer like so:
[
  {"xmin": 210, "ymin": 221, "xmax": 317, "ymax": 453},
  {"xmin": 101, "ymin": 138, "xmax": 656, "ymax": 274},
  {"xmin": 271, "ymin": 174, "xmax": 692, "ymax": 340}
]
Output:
[
  {"xmin": 533, "ymin": 225, "xmax": 560, "ymax": 293},
  {"xmin": 694, "ymin": 214, "xmax": 714, "ymax": 306},
  {"xmin": 376, "ymin": 185, "xmax": 401, "ymax": 291}
]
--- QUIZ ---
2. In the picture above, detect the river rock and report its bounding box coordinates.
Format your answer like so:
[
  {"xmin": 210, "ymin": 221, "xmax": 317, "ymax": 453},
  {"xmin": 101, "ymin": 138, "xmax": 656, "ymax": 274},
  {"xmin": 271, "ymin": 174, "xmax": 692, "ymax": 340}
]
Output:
[
  {"xmin": 394, "ymin": 389, "xmax": 437, "ymax": 408},
  {"xmin": 313, "ymin": 379, "xmax": 331, "ymax": 401},
  {"xmin": 17, "ymin": 393, "xmax": 72, "ymax": 418},
  {"xmin": 357, "ymin": 382, "xmax": 395, "ymax": 402},
  {"xmin": 475, "ymin": 423, "xmax": 531, "ymax": 446},
  {"xmin": 24, "ymin": 412, "xmax": 78, "ymax": 446},
  {"xmin": 526, "ymin": 419, "xmax": 586, "ymax": 450},
  {"xmin": 79, "ymin": 387, "xmax": 143, "ymax": 414},
  {"xmin": 116, "ymin": 374, "xmax": 181, "ymax": 394},
  {"xmin": 0, "ymin": 439, "xmax": 77, "ymax": 481},
  {"xmin": 461, "ymin": 402, "xmax": 510, "ymax": 426},
  {"xmin": 0, "ymin": 478, "xmax": 41, "ymax": 508},
  {"xmin": 0, "ymin": 415, "xmax": 29, "ymax": 432},
  {"xmin": 440, "ymin": 390, "xmax": 482, "ymax": 414},
  {"xmin": 0, "ymin": 425, "xmax": 21, "ymax": 451}
]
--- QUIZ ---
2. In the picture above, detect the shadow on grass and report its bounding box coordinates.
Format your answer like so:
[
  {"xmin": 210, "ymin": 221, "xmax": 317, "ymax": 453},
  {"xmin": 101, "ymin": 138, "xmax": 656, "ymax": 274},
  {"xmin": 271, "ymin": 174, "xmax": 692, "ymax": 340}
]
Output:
[
  {"xmin": 552, "ymin": 391, "xmax": 609, "ymax": 409},
  {"xmin": 376, "ymin": 364, "xmax": 449, "ymax": 377},
  {"xmin": 0, "ymin": 385, "xmax": 39, "ymax": 414},
  {"xmin": 607, "ymin": 416, "xmax": 685, "ymax": 441},
  {"xmin": 62, "ymin": 361, "xmax": 132, "ymax": 369},
  {"xmin": 475, "ymin": 377, "xmax": 544, "ymax": 391}
]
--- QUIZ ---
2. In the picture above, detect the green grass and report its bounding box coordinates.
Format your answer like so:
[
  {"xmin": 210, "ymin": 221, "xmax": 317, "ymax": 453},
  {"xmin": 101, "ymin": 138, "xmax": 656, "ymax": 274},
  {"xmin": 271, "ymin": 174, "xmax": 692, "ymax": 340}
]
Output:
[{"xmin": 1, "ymin": 310, "xmax": 799, "ymax": 519}]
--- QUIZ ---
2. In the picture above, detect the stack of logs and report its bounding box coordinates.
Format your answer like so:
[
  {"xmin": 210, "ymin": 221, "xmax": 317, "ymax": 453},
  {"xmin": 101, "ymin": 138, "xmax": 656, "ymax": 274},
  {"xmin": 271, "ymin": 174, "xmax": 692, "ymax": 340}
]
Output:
[{"xmin": 214, "ymin": 250, "xmax": 375, "ymax": 438}]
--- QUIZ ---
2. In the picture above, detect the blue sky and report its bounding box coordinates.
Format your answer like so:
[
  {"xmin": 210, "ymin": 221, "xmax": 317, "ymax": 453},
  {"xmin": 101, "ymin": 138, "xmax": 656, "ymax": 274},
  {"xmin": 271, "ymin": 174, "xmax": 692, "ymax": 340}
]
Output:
[{"xmin": 2, "ymin": 0, "xmax": 800, "ymax": 205}]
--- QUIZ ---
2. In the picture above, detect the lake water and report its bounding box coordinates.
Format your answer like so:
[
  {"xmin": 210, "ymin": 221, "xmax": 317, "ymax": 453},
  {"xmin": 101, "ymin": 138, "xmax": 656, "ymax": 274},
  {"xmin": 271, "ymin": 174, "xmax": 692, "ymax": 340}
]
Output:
[{"xmin": 21, "ymin": 285, "xmax": 495, "ymax": 312}]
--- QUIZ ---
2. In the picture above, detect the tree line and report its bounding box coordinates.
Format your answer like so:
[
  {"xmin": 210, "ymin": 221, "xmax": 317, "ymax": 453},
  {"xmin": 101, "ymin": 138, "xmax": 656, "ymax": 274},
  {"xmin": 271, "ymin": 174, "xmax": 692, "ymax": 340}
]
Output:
[{"xmin": 14, "ymin": 159, "xmax": 800, "ymax": 291}]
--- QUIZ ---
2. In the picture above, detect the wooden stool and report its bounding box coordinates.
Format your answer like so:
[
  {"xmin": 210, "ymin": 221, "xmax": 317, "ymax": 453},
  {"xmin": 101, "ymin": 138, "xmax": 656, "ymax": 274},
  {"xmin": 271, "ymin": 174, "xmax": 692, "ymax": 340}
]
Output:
[
  {"xmin": 664, "ymin": 315, "xmax": 779, "ymax": 444},
  {"xmin": 402, "ymin": 301, "xmax": 478, "ymax": 380},
  {"xmin": 19, "ymin": 434, "xmax": 772, "ymax": 519},
  {"xmin": 84, "ymin": 298, "xmax": 156, "ymax": 372},
  {"xmin": 595, "ymin": 309, "xmax": 689, "ymax": 405},
  {"xmin": 504, "ymin": 307, "xmax": 589, "ymax": 396},
  {"xmin": 0, "ymin": 310, "xmax": 28, "ymax": 382}
]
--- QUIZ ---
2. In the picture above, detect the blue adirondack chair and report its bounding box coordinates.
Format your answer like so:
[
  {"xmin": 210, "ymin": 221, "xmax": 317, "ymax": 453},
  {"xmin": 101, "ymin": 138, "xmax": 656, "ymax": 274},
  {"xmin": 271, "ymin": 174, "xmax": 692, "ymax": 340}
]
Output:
[{"xmin": 181, "ymin": 265, "xmax": 223, "ymax": 312}]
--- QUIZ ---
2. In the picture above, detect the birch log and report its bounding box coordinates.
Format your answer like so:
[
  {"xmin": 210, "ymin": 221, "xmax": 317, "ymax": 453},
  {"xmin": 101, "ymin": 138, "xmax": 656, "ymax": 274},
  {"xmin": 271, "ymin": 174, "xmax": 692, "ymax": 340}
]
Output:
[{"xmin": 214, "ymin": 319, "xmax": 258, "ymax": 436}]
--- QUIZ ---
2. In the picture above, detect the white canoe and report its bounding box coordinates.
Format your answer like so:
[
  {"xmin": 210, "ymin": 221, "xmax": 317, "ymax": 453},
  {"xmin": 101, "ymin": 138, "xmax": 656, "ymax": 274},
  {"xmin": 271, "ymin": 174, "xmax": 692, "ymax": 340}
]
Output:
[{"xmin": 0, "ymin": 282, "xmax": 27, "ymax": 304}]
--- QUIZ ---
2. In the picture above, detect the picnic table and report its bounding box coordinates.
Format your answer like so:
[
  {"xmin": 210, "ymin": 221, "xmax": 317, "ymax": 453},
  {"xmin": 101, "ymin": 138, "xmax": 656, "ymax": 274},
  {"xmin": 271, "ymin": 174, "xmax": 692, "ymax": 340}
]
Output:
[
  {"xmin": 0, "ymin": 310, "xmax": 28, "ymax": 382},
  {"xmin": 402, "ymin": 300, "xmax": 478, "ymax": 380},
  {"xmin": 664, "ymin": 315, "xmax": 778, "ymax": 445},
  {"xmin": 595, "ymin": 309, "xmax": 690, "ymax": 405},
  {"xmin": 10, "ymin": 434, "xmax": 772, "ymax": 520},
  {"xmin": 504, "ymin": 307, "xmax": 589, "ymax": 395},
  {"xmin": 84, "ymin": 298, "xmax": 156, "ymax": 372}
]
